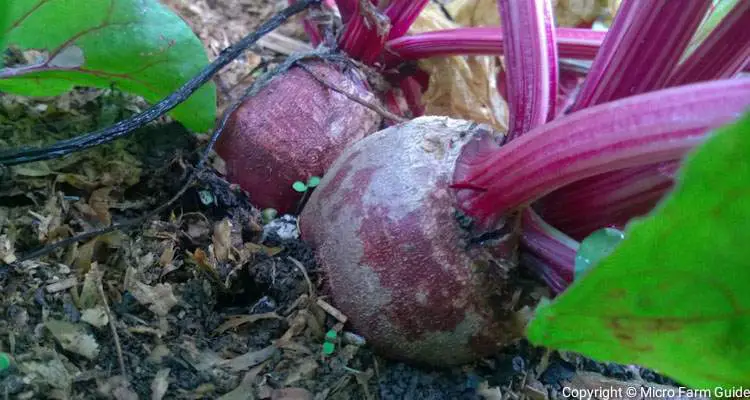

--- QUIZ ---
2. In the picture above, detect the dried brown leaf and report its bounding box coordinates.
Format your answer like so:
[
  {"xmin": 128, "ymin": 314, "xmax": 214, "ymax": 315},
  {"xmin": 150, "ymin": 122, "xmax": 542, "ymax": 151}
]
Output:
[
  {"xmin": 244, "ymin": 242, "xmax": 283, "ymax": 257},
  {"xmin": 218, "ymin": 362, "xmax": 268, "ymax": 400},
  {"xmin": 257, "ymin": 32, "xmax": 313, "ymax": 55},
  {"xmin": 81, "ymin": 306, "xmax": 110, "ymax": 328},
  {"xmin": 151, "ymin": 368, "xmax": 171, "ymax": 400},
  {"xmin": 212, "ymin": 218, "xmax": 233, "ymax": 262},
  {"xmin": 408, "ymin": 5, "xmax": 508, "ymax": 133},
  {"xmin": 553, "ymin": 0, "xmax": 613, "ymax": 27},
  {"xmin": 282, "ymin": 358, "xmax": 318, "ymax": 386},
  {"xmin": 46, "ymin": 277, "xmax": 78, "ymax": 293},
  {"xmin": 99, "ymin": 375, "xmax": 139, "ymax": 400},
  {"xmin": 72, "ymin": 232, "xmax": 125, "ymax": 271},
  {"xmin": 45, "ymin": 319, "xmax": 100, "ymax": 360},
  {"xmin": 220, "ymin": 345, "xmax": 278, "ymax": 372},
  {"xmin": 88, "ymin": 187, "xmax": 114, "ymax": 226},
  {"xmin": 79, "ymin": 262, "xmax": 103, "ymax": 308},
  {"xmin": 159, "ymin": 241, "xmax": 176, "ymax": 266},
  {"xmin": 18, "ymin": 357, "xmax": 73, "ymax": 390},
  {"xmin": 13, "ymin": 162, "xmax": 53, "ymax": 177},
  {"xmin": 279, "ymin": 311, "xmax": 308, "ymax": 344},
  {"xmin": 447, "ymin": 0, "xmax": 501, "ymax": 26},
  {"xmin": 213, "ymin": 312, "xmax": 283, "ymax": 335},
  {"xmin": 0, "ymin": 234, "xmax": 18, "ymax": 264},
  {"xmin": 127, "ymin": 280, "xmax": 179, "ymax": 317},
  {"xmin": 186, "ymin": 218, "xmax": 212, "ymax": 240}
]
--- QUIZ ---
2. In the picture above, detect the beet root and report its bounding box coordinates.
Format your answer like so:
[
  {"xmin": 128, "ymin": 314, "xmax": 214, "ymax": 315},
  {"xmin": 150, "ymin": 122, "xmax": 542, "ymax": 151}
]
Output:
[
  {"xmin": 300, "ymin": 116, "xmax": 539, "ymax": 366},
  {"xmin": 216, "ymin": 61, "xmax": 382, "ymax": 214}
]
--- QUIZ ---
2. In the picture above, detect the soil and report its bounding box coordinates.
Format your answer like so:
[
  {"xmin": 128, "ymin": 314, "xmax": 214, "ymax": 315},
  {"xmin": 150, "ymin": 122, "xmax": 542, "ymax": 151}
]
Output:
[{"xmin": 0, "ymin": 1, "xmax": 687, "ymax": 399}]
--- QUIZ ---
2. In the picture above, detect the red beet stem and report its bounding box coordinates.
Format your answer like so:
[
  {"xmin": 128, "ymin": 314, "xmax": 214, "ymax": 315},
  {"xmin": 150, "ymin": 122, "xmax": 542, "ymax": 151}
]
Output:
[
  {"xmin": 537, "ymin": 161, "xmax": 679, "ymax": 239},
  {"xmin": 570, "ymin": 0, "xmax": 713, "ymax": 111},
  {"xmin": 386, "ymin": 0, "xmax": 430, "ymax": 40},
  {"xmin": 666, "ymin": 0, "xmax": 750, "ymax": 86},
  {"xmin": 384, "ymin": 27, "xmax": 604, "ymax": 64},
  {"xmin": 454, "ymin": 78, "xmax": 750, "ymax": 225},
  {"xmin": 497, "ymin": 0, "xmax": 558, "ymax": 140},
  {"xmin": 339, "ymin": 3, "xmax": 370, "ymax": 59},
  {"xmin": 339, "ymin": 0, "xmax": 429, "ymax": 65},
  {"xmin": 520, "ymin": 209, "xmax": 577, "ymax": 293},
  {"xmin": 334, "ymin": 0, "xmax": 356, "ymax": 22},
  {"xmin": 544, "ymin": 0, "xmax": 746, "ymax": 239}
]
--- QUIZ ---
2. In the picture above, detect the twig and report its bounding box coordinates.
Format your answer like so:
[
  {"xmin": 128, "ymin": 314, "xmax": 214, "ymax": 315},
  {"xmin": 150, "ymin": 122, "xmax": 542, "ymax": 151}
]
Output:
[
  {"xmin": 296, "ymin": 63, "xmax": 407, "ymax": 123},
  {"xmin": 0, "ymin": 0, "xmax": 321, "ymax": 167},
  {"xmin": 287, "ymin": 257, "xmax": 314, "ymax": 299},
  {"xmin": 97, "ymin": 274, "xmax": 127, "ymax": 378}
]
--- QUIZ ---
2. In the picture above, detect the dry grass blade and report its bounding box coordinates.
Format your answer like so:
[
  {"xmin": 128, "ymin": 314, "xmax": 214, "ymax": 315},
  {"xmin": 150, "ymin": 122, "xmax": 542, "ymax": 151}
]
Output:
[{"xmin": 213, "ymin": 312, "xmax": 284, "ymax": 335}]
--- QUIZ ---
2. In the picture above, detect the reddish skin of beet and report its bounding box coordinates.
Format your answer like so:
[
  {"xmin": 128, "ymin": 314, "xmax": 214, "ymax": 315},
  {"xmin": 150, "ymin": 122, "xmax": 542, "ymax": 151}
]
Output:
[
  {"xmin": 300, "ymin": 117, "xmax": 540, "ymax": 366},
  {"xmin": 216, "ymin": 62, "xmax": 382, "ymax": 214}
]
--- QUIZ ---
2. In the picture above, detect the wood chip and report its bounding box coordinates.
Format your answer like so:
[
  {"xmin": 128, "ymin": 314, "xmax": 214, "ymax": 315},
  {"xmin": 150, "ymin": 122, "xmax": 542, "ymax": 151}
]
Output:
[
  {"xmin": 316, "ymin": 298, "xmax": 347, "ymax": 324},
  {"xmin": 46, "ymin": 277, "xmax": 78, "ymax": 293}
]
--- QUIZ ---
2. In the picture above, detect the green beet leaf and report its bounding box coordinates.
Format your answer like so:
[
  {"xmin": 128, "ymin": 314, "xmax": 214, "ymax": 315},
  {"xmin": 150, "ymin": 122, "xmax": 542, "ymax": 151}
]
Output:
[
  {"xmin": 0, "ymin": 4, "xmax": 10, "ymax": 49},
  {"xmin": 527, "ymin": 112, "xmax": 750, "ymax": 389},
  {"xmin": 0, "ymin": 0, "xmax": 216, "ymax": 132}
]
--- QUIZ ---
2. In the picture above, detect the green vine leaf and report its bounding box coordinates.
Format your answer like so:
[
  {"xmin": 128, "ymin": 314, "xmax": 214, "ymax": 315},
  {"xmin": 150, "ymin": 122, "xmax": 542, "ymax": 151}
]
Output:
[
  {"xmin": 0, "ymin": 0, "xmax": 216, "ymax": 132},
  {"xmin": 527, "ymin": 112, "xmax": 750, "ymax": 389}
]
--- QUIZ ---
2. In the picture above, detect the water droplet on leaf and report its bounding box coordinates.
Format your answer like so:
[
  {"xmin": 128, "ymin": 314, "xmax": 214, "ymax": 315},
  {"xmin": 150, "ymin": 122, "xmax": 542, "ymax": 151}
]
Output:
[
  {"xmin": 48, "ymin": 45, "xmax": 85, "ymax": 68},
  {"xmin": 575, "ymin": 227, "xmax": 625, "ymax": 279}
]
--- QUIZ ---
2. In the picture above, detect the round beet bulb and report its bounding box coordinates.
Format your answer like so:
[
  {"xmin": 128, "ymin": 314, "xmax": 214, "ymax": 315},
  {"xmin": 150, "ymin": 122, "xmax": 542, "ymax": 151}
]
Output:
[
  {"xmin": 216, "ymin": 61, "xmax": 382, "ymax": 214},
  {"xmin": 300, "ymin": 116, "xmax": 541, "ymax": 366}
]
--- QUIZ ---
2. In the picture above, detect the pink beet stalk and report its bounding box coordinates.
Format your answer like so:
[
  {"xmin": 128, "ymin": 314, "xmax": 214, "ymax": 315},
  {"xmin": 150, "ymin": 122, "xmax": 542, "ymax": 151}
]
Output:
[
  {"xmin": 386, "ymin": 0, "xmax": 430, "ymax": 40},
  {"xmin": 545, "ymin": 0, "xmax": 747, "ymax": 235},
  {"xmin": 385, "ymin": 27, "xmax": 603, "ymax": 64},
  {"xmin": 340, "ymin": 0, "xmax": 431, "ymax": 65},
  {"xmin": 521, "ymin": 209, "xmax": 578, "ymax": 293},
  {"xmin": 666, "ymin": 1, "xmax": 750, "ymax": 86},
  {"xmin": 538, "ymin": 161, "xmax": 679, "ymax": 239},
  {"xmin": 454, "ymin": 78, "xmax": 750, "ymax": 225},
  {"xmin": 334, "ymin": 0, "xmax": 356, "ymax": 22},
  {"xmin": 497, "ymin": 0, "xmax": 558, "ymax": 139},
  {"xmin": 359, "ymin": 0, "xmax": 430, "ymax": 64},
  {"xmin": 570, "ymin": 0, "xmax": 713, "ymax": 112},
  {"xmin": 339, "ymin": 3, "xmax": 371, "ymax": 59}
]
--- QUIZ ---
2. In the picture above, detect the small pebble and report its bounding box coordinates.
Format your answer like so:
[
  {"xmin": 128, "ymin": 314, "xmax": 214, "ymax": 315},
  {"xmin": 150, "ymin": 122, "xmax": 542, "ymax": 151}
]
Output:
[
  {"xmin": 262, "ymin": 215, "xmax": 299, "ymax": 241},
  {"xmin": 342, "ymin": 331, "xmax": 366, "ymax": 347}
]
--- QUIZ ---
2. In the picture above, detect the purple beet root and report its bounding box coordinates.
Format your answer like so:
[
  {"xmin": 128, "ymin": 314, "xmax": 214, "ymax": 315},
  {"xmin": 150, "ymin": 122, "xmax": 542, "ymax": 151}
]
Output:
[
  {"xmin": 216, "ymin": 61, "xmax": 382, "ymax": 214},
  {"xmin": 300, "ymin": 116, "xmax": 540, "ymax": 366}
]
